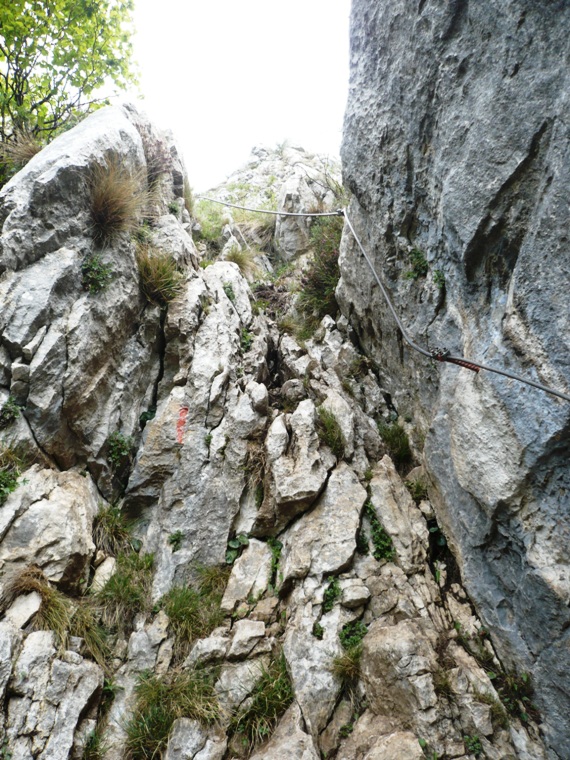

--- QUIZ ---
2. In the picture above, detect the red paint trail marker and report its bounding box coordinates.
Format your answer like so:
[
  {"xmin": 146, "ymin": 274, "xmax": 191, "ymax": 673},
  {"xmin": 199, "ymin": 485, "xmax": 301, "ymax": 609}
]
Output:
[{"xmin": 176, "ymin": 407, "xmax": 189, "ymax": 444}]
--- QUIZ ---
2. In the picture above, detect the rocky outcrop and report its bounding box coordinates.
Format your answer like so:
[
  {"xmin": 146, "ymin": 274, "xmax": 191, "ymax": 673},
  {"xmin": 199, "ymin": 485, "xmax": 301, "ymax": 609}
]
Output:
[
  {"xmin": 0, "ymin": 101, "xmax": 552, "ymax": 760},
  {"xmin": 339, "ymin": 2, "xmax": 570, "ymax": 755}
]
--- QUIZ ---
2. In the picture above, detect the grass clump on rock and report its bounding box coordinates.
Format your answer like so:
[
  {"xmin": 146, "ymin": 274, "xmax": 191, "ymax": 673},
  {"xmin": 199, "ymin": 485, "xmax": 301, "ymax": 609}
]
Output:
[
  {"xmin": 125, "ymin": 668, "xmax": 220, "ymax": 760},
  {"xmin": 97, "ymin": 551, "xmax": 153, "ymax": 632},
  {"xmin": 135, "ymin": 242, "xmax": 184, "ymax": 306},
  {"xmin": 160, "ymin": 565, "xmax": 229, "ymax": 663},
  {"xmin": 93, "ymin": 503, "xmax": 133, "ymax": 556},
  {"xmin": 89, "ymin": 158, "xmax": 147, "ymax": 246},
  {"xmin": 316, "ymin": 407, "xmax": 345, "ymax": 460},
  {"xmin": 377, "ymin": 419, "xmax": 412, "ymax": 467},
  {"xmin": 229, "ymin": 652, "xmax": 294, "ymax": 752}
]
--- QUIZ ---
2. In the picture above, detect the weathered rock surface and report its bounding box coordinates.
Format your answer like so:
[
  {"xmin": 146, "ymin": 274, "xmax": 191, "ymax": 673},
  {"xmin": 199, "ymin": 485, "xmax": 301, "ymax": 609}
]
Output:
[
  {"xmin": 340, "ymin": 1, "xmax": 570, "ymax": 754},
  {"xmin": 0, "ymin": 98, "xmax": 553, "ymax": 760}
]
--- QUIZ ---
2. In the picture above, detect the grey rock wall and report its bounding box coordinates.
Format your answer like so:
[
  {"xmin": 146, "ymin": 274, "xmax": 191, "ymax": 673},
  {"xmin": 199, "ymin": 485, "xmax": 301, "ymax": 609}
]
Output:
[{"xmin": 339, "ymin": 1, "xmax": 570, "ymax": 756}]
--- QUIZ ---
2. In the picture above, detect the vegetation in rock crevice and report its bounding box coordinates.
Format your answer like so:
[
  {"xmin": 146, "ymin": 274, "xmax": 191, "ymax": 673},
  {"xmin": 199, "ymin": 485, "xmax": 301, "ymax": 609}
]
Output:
[
  {"xmin": 229, "ymin": 652, "xmax": 294, "ymax": 752},
  {"xmin": 0, "ymin": 445, "xmax": 26, "ymax": 506},
  {"xmin": 125, "ymin": 667, "xmax": 220, "ymax": 760},
  {"xmin": 363, "ymin": 500, "xmax": 395, "ymax": 562},
  {"xmin": 135, "ymin": 242, "xmax": 184, "ymax": 306},
  {"xmin": 316, "ymin": 406, "xmax": 345, "ymax": 460},
  {"xmin": 97, "ymin": 551, "xmax": 154, "ymax": 633},
  {"xmin": 89, "ymin": 159, "xmax": 148, "ymax": 247},
  {"xmin": 377, "ymin": 418, "xmax": 412, "ymax": 468},
  {"xmin": 160, "ymin": 565, "xmax": 230, "ymax": 663}
]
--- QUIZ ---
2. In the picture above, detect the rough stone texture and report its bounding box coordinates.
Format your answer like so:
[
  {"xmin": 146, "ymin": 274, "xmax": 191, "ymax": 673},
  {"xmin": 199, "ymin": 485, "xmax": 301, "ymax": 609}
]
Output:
[
  {"xmin": 280, "ymin": 463, "xmax": 366, "ymax": 587},
  {"xmin": 339, "ymin": 1, "xmax": 570, "ymax": 754},
  {"xmin": 6, "ymin": 631, "xmax": 103, "ymax": 760},
  {"xmin": 164, "ymin": 718, "xmax": 227, "ymax": 760},
  {"xmin": 227, "ymin": 619, "xmax": 265, "ymax": 660},
  {"xmin": 220, "ymin": 539, "xmax": 272, "ymax": 612},
  {"xmin": 0, "ymin": 466, "xmax": 100, "ymax": 587},
  {"xmin": 248, "ymin": 702, "xmax": 319, "ymax": 760}
]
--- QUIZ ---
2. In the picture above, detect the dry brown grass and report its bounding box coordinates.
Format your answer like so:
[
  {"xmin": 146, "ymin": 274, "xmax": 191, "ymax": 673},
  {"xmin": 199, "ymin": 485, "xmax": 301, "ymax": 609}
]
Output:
[
  {"xmin": 89, "ymin": 158, "xmax": 148, "ymax": 246},
  {"xmin": 0, "ymin": 130, "xmax": 42, "ymax": 169},
  {"xmin": 224, "ymin": 247, "xmax": 260, "ymax": 278},
  {"xmin": 0, "ymin": 565, "xmax": 72, "ymax": 648},
  {"xmin": 135, "ymin": 242, "xmax": 184, "ymax": 306}
]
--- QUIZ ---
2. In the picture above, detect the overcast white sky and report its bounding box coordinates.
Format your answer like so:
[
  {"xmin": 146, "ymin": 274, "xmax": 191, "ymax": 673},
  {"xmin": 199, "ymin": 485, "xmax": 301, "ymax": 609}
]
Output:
[{"xmin": 129, "ymin": 0, "xmax": 351, "ymax": 191}]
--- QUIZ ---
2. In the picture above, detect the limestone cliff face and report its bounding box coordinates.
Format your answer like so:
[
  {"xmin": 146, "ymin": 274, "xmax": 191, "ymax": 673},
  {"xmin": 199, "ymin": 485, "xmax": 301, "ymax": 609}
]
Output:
[
  {"xmin": 0, "ymin": 104, "xmax": 552, "ymax": 759},
  {"xmin": 339, "ymin": 1, "xmax": 570, "ymax": 756}
]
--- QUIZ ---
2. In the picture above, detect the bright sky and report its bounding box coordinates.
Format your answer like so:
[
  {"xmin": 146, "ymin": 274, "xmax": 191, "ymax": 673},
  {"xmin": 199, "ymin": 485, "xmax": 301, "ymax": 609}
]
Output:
[{"xmin": 129, "ymin": 0, "xmax": 351, "ymax": 191}]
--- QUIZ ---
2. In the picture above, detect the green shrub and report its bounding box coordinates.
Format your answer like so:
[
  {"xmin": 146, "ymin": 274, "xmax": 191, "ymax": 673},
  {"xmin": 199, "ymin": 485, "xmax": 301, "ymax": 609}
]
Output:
[
  {"xmin": 240, "ymin": 327, "xmax": 254, "ymax": 352},
  {"xmin": 0, "ymin": 445, "xmax": 25, "ymax": 506},
  {"xmin": 433, "ymin": 269, "xmax": 445, "ymax": 289},
  {"xmin": 81, "ymin": 254, "xmax": 113, "ymax": 294},
  {"xmin": 125, "ymin": 668, "xmax": 219, "ymax": 759},
  {"xmin": 322, "ymin": 577, "xmax": 341, "ymax": 614},
  {"xmin": 229, "ymin": 652, "xmax": 293, "ymax": 751},
  {"xmin": 312, "ymin": 622, "xmax": 324, "ymax": 639},
  {"xmin": 89, "ymin": 159, "xmax": 147, "ymax": 246},
  {"xmin": 463, "ymin": 735, "xmax": 482, "ymax": 756},
  {"xmin": 223, "ymin": 282, "xmax": 236, "ymax": 303},
  {"xmin": 405, "ymin": 479, "xmax": 428, "ymax": 503},
  {"xmin": 339, "ymin": 620, "xmax": 367, "ymax": 650},
  {"xmin": 405, "ymin": 248, "xmax": 428, "ymax": 279},
  {"xmin": 316, "ymin": 407, "xmax": 345, "ymax": 460},
  {"xmin": 0, "ymin": 396, "xmax": 20, "ymax": 428},
  {"xmin": 135, "ymin": 243, "xmax": 183, "ymax": 306},
  {"xmin": 267, "ymin": 537, "xmax": 283, "ymax": 590},
  {"xmin": 106, "ymin": 431, "xmax": 133, "ymax": 470},
  {"xmin": 97, "ymin": 551, "xmax": 153, "ymax": 632},
  {"xmin": 377, "ymin": 420, "xmax": 412, "ymax": 467},
  {"xmin": 364, "ymin": 501, "xmax": 395, "ymax": 562},
  {"xmin": 168, "ymin": 531, "xmax": 184, "ymax": 552}
]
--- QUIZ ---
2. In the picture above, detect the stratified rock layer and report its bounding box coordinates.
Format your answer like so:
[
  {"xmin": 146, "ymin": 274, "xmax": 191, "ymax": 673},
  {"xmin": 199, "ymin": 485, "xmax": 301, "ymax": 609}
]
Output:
[{"xmin": 339, "ymin": 1, "xmax": 570, "ymax": 755}]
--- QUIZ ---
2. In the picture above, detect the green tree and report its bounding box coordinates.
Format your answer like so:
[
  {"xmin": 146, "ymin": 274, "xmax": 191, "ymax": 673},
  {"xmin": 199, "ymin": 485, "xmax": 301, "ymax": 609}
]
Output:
[{"xmin": 0, "ymin": 0, "xmax": 136, "ymax": 143}]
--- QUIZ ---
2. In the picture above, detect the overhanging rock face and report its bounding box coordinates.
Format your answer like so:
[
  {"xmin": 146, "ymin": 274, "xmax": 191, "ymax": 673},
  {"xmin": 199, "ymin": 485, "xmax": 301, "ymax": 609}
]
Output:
[{"xmin": 338, "ymin": 1, "xmax": 570, "ymax": 755}]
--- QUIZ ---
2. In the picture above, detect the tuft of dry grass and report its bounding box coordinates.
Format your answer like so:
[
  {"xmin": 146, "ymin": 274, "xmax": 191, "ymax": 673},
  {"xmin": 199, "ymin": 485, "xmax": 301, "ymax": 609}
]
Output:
[
  {"xmin": 0, "ymin": 130, "xmax": 42, "ymax": 170},
  {"xmin": 89, "ymin": 158, "xmax": 148, "ymax": 247},
  {"xmin": 224, "ymin": 247, "xmax": 259, "ymax": 278},
  {"xmin": 135, "ymin": 242, "xmax": 184, "ymax": 306},
  {"xmin": 0, "ymin": 565, "xmax": 72, "ymax": 648},
  {"xmin": 93, "ymin": 503, "xmax": 133, "ymax": 556}
]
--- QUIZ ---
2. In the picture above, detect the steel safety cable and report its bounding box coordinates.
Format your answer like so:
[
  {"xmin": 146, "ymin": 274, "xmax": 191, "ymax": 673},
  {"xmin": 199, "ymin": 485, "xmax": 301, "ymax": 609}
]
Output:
[
  {"xmin": 196, "ymin": 195, "xmax": 344, "ymax": 218},
  {"xmin": 192, "ymin": 194, "xmax": 570, "ymax": 402},
  {"xmin": 343, "ymin": 208, "xmax": 570, "ymax": 403}
]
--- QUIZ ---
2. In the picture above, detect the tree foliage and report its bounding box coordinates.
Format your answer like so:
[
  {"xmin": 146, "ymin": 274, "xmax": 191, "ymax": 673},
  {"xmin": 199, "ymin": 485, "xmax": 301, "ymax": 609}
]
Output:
[{"xmin": 0, "ymin": 0, "xmax": 136, "ymax": 143}]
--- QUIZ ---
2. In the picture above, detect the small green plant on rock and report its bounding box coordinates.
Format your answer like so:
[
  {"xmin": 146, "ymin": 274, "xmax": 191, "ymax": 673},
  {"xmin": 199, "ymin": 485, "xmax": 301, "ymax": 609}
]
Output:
[
  {"xmin": 316, "ymin": 407, "xmax": 345, "ymax": 460},
  {"xmin": 240, "ymin": 327, "xmax": 254, "ymax": 352},
  {"xmin": 81, "ymin": 254, "xmax": 113, "ymax": 294},
  {"xmin": 267, "ymin": 537, "xmax": 283, "ymax": 591},
  {"xmin": 225, "ymin": 533, "xmax": 249, "ymax": 564},
  {"xmin": 339, "ymin": 619, "xmax": 368, "ymax": 650},
  {"xmin": 168, "ymin": 531, "xmax": 184, "ymax": 552},
  {"xmin": 223, "ymin": 282, "xmax": 236, "ymax": 303},
  {"xmin": 377, "ymin": 419, "xmax": 412, "ymax": 467},
  {"xmin": 463, "ymin": 735, "xmax": 482, "ymax": 756},
  {"xmin": 322, "ymin": 576, "xmax": 341, "ymax": 613},
  {"xmin": 433, "ymin": 269, "xmax": 445, "ymax": 289},
  {"xmin": 405, "ymin": 479, "xmax": 428, "ymax": 503},
  {"xmin": 0, "ymin": 446, "xmax": 25, "ymax": 506},
  {"xmin": 364, "ymin": 501, "xmax": 395, "ymax": 562},
  {"xmin": 106, "ymin": 431, "xmax": 133, "ymax": 471},
  {"xmin": 229, "ymin": 652, "xmax": 294, "ymax": 752},
  {"xmin": 405, "ymin": 248, "xmax": 428, "ymax": 280},
  {"xmin": 312, "ymin": 622, "xmax": 324, "ymax": 639},
  {"xmin": 0, "ymin": 396, "xmax": 20, "ymax": 428}
]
